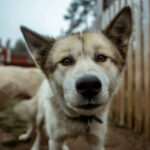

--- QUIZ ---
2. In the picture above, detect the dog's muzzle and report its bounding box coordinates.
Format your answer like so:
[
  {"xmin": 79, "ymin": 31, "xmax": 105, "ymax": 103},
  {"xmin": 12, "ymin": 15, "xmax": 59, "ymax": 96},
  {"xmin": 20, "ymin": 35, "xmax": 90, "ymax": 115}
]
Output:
[{"xmin": 76, "ymin": 75, "xmax": 101, "ymax": 100}]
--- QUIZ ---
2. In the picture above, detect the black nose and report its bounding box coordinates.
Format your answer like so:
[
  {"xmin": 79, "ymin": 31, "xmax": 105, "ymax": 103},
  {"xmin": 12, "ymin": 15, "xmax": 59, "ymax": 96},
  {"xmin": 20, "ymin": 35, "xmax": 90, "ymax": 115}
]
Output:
[{"xmin": 76, "ymin": 75, "xmax": 101, "ymax": 100}]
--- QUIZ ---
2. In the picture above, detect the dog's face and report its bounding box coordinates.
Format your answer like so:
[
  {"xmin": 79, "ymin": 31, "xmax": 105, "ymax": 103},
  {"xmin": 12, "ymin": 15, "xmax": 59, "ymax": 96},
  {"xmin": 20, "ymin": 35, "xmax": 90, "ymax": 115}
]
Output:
[
  {"xmin": 21, "ymin": 7, "xmax": 132, "ymax": 116},
  {"xmin": 48, "ymin": 33, "xmax": 123, "ymax": 115}
]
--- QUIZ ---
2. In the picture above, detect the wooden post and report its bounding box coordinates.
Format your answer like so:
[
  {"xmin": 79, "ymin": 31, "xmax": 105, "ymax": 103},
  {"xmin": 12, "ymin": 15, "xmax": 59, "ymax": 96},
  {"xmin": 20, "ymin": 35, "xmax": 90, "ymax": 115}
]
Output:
[
  {"xmin": 96, "ymin": 0, "xmax": 104, "ymax": 31},
  {"xmin": 142, "ymin": 0, "xmax": 150, "ymax": 138},
  {"xmin": 133, "ymin": 0, "xmax": 143, "ymax": 133},
  {"xmin": 126, "ymin": 0, "xmax": 134, "ymax": 130},
  {"xmin": 126, "ymin": 42, "xmax": 134, "ymax": 129},
  {"xmin": 120, "ymin": 0, "xmax": 126, "ymax": 9}
]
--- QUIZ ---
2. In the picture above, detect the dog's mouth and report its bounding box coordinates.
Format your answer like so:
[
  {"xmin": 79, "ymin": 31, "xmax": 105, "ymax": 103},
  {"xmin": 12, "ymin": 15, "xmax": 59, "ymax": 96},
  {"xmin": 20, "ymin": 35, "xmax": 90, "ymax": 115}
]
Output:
[{"xmin": 76, "ymin": 103, "xmax": 101, "ymax": 110}]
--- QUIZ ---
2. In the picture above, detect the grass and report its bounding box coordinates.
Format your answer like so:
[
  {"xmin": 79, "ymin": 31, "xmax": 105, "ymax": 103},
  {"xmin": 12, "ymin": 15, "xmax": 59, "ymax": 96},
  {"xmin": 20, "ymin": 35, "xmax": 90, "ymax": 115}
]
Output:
[{"xmin": 0, "ymin": 101, "xmax": 27, "ymax": 147}]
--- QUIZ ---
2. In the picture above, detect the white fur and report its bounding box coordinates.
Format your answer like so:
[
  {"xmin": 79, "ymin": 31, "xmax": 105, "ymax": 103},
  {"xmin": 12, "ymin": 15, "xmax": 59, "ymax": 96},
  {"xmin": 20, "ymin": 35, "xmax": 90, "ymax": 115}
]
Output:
[{"xmin": 30, "ymin": 78, "xmax": 113, "ymax": 150}]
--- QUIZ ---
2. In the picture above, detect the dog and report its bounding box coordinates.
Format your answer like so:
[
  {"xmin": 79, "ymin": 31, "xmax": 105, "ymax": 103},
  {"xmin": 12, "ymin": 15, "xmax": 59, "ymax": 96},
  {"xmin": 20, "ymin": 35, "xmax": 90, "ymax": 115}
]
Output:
[
  {"xmin": 20, "ymin": 7, "xmax": 132, "ymax": 150},
  {"xmin": 0, "ymin": 66, "xmax": 44, "ymax": 106}
]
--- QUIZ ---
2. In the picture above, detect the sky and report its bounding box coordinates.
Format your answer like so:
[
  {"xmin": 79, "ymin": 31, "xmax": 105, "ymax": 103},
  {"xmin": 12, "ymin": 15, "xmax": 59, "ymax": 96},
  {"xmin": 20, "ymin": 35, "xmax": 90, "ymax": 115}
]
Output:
[{"xmin": 0, "ymin": 0, "xmax": 71, "ymax": 47}]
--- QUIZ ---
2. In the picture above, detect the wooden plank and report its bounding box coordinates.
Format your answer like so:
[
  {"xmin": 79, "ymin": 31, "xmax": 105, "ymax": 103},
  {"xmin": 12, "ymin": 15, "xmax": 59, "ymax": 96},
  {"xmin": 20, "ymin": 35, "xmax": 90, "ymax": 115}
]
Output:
[
  {"xmin": 119, "ymin": 72, "xmax": 126, "ymax": 126},
  {"xmin": 110, "ymin": 3, "xmax": 115, "ymax": 21},
  {"xmin": 126, "ymin": 42, "xmax": 134, "ymax": 129},
  {"xmin": 105, "ymin": 10, "xmax": 109, "ymax": 27},
  {"xmin": 114, "ymin": 0, "xmax": 120, "ymax": 15},
  {"xmin": 111, "ymin": 96, "xmax": 117, "ymax": 122},
  {"xmin": 126, "ymin": 0, "xmax": 132, "ymax": 7},
  {"xmin": 96, "ymin": 0, "xmax": 104, "ymax": 31},
  {"xmin": 120, "ymin": 0, "xmax": 126, "ymax": 9},
  {"xmin": 114, "ymin": 92, "xmax": 120, "ymax": 123},
  {"xmin": 104, "ymin": 11, "xmax": 107, "ymax": 28},
  {"xmin": 133, "ymin": 0, "xmax": 143, "ymax": 133},
  {"xmin": 126, "ymin": 0, "xmax": 134, "ymax": 130},
  {"xmin": 142, "ymin": 0, "xmax": 150, "ymax": 138}
]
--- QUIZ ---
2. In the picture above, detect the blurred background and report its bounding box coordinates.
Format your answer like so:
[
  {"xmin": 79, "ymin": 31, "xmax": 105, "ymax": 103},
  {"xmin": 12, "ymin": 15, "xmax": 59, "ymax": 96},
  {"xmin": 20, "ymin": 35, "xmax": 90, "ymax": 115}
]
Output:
[{"xmin": 0, "ymin": 0, "xmax": 150, "ymax": 150}]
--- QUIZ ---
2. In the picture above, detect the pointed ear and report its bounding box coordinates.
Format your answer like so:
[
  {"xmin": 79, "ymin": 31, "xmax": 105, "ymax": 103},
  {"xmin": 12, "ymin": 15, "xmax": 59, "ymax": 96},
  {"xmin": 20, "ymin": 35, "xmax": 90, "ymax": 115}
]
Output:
[
  {"xmin": 104, "ymin": 7, "xmax": 132, "ymax": 59},
  {"xmin": 20, "ymin": 26, "xmax": 55, "ymax": 69}
]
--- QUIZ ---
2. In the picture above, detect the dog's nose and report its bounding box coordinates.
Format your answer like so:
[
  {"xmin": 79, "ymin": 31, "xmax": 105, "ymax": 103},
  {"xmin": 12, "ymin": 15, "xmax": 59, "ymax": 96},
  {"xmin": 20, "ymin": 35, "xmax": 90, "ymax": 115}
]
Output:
[{"xmin": 76, "ymin": 75, "xmax": 101, "ymax": 100}]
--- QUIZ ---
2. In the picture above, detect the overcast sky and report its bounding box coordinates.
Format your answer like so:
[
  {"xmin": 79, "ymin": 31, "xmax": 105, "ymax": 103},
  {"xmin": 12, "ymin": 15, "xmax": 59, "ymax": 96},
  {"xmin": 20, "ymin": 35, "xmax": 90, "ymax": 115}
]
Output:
[{"xmin": 0, "ymin": 0, "xmax": 71, "ymax": 47}]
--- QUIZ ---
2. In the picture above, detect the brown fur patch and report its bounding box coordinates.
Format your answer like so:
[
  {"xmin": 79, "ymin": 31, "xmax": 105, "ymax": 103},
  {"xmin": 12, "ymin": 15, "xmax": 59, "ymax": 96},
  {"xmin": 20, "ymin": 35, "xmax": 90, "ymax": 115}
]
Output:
[
  {"xmin": 43, "ymin": 31, "xmax": 127, "ymax": 76},
  {"xmin": 104, "ymin": 7, "xmax": 132, "ymax": 59}
]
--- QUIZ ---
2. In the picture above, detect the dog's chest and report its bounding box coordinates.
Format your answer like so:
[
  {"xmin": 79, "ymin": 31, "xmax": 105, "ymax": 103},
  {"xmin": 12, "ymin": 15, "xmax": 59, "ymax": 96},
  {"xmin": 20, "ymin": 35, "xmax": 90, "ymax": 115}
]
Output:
[{"xmin": 45, "ymin": 106, "xmax": 101, "ymax": 141}]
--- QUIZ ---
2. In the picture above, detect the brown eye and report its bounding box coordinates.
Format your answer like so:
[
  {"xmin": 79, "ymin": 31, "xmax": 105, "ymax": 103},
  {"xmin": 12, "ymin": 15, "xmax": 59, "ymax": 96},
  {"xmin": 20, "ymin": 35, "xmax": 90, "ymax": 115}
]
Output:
[
  {"xmin": 97, "ymin": 54, "xmax": 107, "ymax": 62},
  {"xmin": 61, "ymin": 57, "xmax": 74, "ymax": 66}
]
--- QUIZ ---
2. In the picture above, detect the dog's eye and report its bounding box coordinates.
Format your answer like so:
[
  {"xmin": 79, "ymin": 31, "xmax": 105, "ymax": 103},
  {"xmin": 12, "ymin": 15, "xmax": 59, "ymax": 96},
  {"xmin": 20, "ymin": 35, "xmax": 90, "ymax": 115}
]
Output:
[
  {"xmin": 96, "ymin": 54, "xmax": 107, "ymax": 62},
  {"xmin": 61, "ymin": 57, "xmax": 74, "ymax": 66}
]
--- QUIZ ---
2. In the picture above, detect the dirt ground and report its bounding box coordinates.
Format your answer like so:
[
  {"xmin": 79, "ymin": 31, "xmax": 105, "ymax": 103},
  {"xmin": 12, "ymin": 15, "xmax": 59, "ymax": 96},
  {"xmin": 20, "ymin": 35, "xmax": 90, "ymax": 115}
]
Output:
[{"xmin": 0, "ymin": 101, "xmax": 150, "ymax": 150}]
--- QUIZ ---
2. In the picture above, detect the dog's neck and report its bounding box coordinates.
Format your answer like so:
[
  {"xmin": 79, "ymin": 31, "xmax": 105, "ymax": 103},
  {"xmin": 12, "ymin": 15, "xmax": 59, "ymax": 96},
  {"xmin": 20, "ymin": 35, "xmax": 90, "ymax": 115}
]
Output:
[
  {"xmin": 67, "ymin": 115, "xmax": 103, "ymax": 133},
  {"xmin": 50, "ymin": 95, "xmax": 104, "ymax": 133},
  {"xmin": 49, "ymin": 81, "xmax": 109, "ymax": 133}
]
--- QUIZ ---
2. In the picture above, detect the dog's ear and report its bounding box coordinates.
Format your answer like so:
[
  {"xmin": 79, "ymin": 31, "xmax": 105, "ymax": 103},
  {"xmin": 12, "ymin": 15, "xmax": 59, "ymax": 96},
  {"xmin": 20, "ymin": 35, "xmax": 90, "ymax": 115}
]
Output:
[
  {"xmin": 20, "ymin": 26, "xmax": 55, "ymax": 69},
  {"xmin": 104, "ymin": 7, "xmax": 132, "ymax": 59}
]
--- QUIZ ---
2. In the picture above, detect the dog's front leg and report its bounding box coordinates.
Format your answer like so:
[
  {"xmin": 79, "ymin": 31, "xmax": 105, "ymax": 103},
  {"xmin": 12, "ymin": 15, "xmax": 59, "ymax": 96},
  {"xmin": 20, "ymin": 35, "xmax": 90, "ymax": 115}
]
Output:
[
  {"xmin": 89, "ymin": 143, "xmax": 104, "ymax": 150},
  {"xmin": 31, "ymin": 106, "xmax": 44, "ymax": 150},
  {"xmin": 48, "ymin": 139, "xmax": 69, "ymax": 150},
  {"xmin": 31, "ymin": 130, "xmax": 41, "ymax": 150},
  {"xmin": 86, "ymin": 134, "xmax": 105, "ymax": 150},
  {"xmin": 48, "ymin": 139, "xmax": 63, "ymax": 150}
]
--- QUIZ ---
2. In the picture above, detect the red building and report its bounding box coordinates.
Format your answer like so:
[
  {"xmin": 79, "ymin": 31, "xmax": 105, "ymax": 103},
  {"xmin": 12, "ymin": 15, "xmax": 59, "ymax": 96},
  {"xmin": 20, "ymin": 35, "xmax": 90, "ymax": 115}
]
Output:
[
  {"xmin": 0, "ymin": 47, "xmax": 7, "ymax": 64},
  {"xmin": 0, "ymin": 44, "xmax": 34, "ymax": 67}
]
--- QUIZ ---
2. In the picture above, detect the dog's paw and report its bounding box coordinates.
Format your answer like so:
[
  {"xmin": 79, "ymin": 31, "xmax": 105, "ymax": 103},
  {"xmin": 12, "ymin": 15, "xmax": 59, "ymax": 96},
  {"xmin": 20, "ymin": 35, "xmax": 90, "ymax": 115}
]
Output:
[
  {"xmin": 62, "ymin": 144, "xmax": 70, "ymax": 150},
  {"xmin": 18, "ymin": 133, "xmax": 29, "ymax": 141}
]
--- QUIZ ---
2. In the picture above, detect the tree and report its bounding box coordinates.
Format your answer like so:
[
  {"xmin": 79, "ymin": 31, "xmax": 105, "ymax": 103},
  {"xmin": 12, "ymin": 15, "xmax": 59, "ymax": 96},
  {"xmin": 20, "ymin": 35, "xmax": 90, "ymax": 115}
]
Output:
[
  {"xmin": 64, "ymin": 0, "xmax": 115, "ymax": 33},
  {"xmin": 12, "ymin": 39, "xmax": 28, "ymax": 56},
  {"xmin": 64, "ymin": 0, "xmax": 97, "ymax": 33}
]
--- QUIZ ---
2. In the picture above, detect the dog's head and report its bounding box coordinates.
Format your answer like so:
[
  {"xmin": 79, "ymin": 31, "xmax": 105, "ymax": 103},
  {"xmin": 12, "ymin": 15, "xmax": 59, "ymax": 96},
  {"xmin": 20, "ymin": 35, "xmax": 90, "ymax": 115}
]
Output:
[{"xmin": 21, "ymin": 7, "xmax": 132, "ymax": 116}]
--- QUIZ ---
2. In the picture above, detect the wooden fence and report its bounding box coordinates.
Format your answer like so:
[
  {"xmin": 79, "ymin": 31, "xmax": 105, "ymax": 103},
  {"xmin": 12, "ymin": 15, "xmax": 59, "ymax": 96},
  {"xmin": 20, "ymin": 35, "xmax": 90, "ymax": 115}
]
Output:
[{"xmin": 94, "ymin": 0, "xmax": 150, "ymax": 138}]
